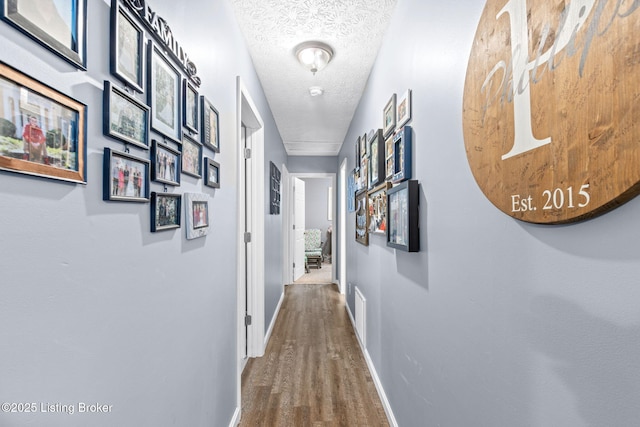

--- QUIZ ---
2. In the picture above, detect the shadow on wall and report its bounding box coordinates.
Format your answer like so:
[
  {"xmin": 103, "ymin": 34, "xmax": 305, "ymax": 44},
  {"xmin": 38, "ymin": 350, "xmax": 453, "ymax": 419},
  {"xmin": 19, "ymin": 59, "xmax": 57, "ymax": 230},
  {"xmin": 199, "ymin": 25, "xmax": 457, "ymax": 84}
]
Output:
[
  {"xmin": 523, "ymin": 295, "xmax": 640, "ymax": 426},
  {"xmin": 394, "ymin": 185, "xmax": 428, "ymax": 291}
]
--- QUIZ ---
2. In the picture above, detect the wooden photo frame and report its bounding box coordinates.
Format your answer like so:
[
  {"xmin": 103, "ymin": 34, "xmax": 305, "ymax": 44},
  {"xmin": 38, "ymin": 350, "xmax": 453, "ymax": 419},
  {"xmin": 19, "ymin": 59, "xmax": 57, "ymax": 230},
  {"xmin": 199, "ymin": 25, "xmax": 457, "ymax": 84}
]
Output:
[
  {"xmin": 355, "ymin": 188, "xmax": 369, "ymax": 246},
  {"xmin": 2, "ymin": 0, "xmax": 87, "ymax": 69},
  {"xmin": 184, "ymin": 192, "xmax": 209, "ymax": 240},
  {"xmin": 200, "ymin": 96, "xmax": 219, "ymax": 152},
  {"xmin": 151, "ymin": 192, "xmax": 181, "ymax": 232},
  {"xmin": 103, "ymin": 147, "xmax": 150, "ymax": 202},
  {"xmin": 0, "ymin": 61, "xmax": 86, "ymax": 183},
  {"xmin": 392, "ymin": 126, "xmax": 412, "ymax": 183},
  {"xmin": 387, "ymin": 179, "xmax": 419, "ymax": 252},
  {"xmin": 181, "ymin": 134, "xmax": 202, "ymax": 178},
  {"xmin": 204, "ymin": 157, "xmax": 220, "ymax": 189},
  {"xmin": 383, "ymin": 93, "xmax": 396, "ymax": 138},
  {"xmin": 110, "ymin": 2, "xmax": 144, "ymax": 92},
  {"xmin": 183, "ymin": 79, "xmax": 198, "ymax": 134},
  {"xmin": 103, "ymin": 80, "xmax": 149, "ymax": 149},
  {"xmin": 148, "ymin": 41, "xmax": 181, "ymax": 143},
  {"xmin": 397, "ymin": 89, "xmax": 412, "ymax": 128},
  {"xmin": 151, "ymin": 139, "xmax": 180, "ymax": 186}
]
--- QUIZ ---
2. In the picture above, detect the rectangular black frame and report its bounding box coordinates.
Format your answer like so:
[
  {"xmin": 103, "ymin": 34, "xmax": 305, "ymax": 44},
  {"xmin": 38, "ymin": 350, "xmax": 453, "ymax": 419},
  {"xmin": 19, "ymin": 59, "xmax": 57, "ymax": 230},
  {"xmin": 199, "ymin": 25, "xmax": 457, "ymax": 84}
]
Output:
[
  {"xmin": 110, "ymin": 2, "xmax": 144, "ymax": 92},
  {"xmin": 269, "ymin": 161, "xmax": 280, "ymax": 214},
  {"xmin": 151, "ymin": 139, "xmax": 181, "ymax": 186},
  {"xmin": 103, "ymin": 147, "xmax": 150, "ymax": 202},
  {"xmin": 103, "ymin": 80, "xmax": 150, "ymax": 149},
  {"xmin": 355, "ymin": 188, "xmax": 369, "ymax": 246},
  {"xmin": 151, "ymin": 191, "xmax": 181, "ymax": 232},
  {"xmin": 204, "ymin": 157, "xmax": 220, "ymax": 189},
  {"xmin": 368, "ymin": 128, "xmax": 385, "ymax": 189},
  {"xmin": 200, "ymin": 95, "xmax": 219, "ymax": 152},
  {"xmin": 2, "ymin": 0, "xmax": 87, "ymax": 69},
  {"xmin": 392, "ymin": 125, "xmax": 412, "ymax": 183},
  {"xmin": 147, "ymin": 40, "xmax": 182, "ymax": 143},
  {"xmin": 383, "ymin": 93, "xmax": 396, "ymax": 138},
  {"xmin": 183, "ymin": 79, "xmax": 198, "ymax": 134},
  {"xmin": 181, "ymin": 133, "xmax": 202, "ymax": 178},
  {"xmin": 386, "ymin": 179, "xmax": 419, "ymax": 252}
]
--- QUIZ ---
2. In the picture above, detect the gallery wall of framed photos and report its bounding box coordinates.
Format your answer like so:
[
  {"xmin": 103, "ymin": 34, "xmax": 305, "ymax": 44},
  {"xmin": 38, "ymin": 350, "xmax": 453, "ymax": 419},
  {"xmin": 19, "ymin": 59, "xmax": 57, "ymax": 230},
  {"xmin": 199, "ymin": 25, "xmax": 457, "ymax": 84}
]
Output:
[{"xmin": 352, "ymin": 88, "xmax": 418, "ymax": 252}]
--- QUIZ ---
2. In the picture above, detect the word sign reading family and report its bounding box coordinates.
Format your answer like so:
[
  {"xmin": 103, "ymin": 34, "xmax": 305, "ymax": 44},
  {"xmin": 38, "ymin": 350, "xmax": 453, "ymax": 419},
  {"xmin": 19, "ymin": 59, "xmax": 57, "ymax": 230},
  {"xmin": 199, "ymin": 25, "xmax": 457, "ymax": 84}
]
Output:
[
  {"xmin": 462, "ymin": 0, "xmax": 640, "ymax": 224},
  {"xmin": 120, "ymin": 0, "xmax": 200, "ymax": 86}
]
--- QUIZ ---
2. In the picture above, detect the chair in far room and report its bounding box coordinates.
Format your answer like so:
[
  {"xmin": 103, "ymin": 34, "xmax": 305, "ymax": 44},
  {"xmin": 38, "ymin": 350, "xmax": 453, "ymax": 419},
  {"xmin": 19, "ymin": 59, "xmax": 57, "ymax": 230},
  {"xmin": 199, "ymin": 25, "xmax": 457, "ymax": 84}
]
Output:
[{"xmin": 304, "ymin": 229, "xmax": 323, "ymax": 270}]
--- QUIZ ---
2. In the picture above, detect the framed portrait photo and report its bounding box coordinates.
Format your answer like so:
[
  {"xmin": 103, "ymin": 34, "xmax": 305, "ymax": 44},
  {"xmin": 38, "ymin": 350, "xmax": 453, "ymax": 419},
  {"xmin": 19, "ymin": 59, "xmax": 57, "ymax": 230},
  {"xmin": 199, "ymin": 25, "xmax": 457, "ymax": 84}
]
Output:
[
  {"xmin": 200, "ymin": 96, "xmax": 219, "ymax": 152},
  {"xmin": 184, "ymin": 192, "xmax": 209, "ymax": 240},
  {"xmin": 150, "ymin": 192, "xmax": 181, "ymax": 232},
  {"xmin": 397, "ymin": 89, "xmax": 412, "ymax": 128},
  {"xmin": 2, "ymin": 0, "xmax": 87, "ymax": 69},
  {"xmin": 383, "ymin": 93, "xmax": 396, "ymax": 138},
  {"xmin": 147, "ymin": 41, "xmax": 181, "ymax": 143},
  {"xmin": 368, "ymin": 129, "xmax": 384, "ymax": 189},
  {"xmin": 181, "ymin": 134, "xmax": 202, "ymax": 178},
  {"xmin": 103, "ymin": 80, "xmax": 149, "ymax": 149},
  {"xmin": 183, "ymin": 80, "xmax": 198, "ymax": 134},
  {"xmin": 103, "ymin": 147, "xmax": 150, "ymax": 202},
  {"xmin": 151, "ymin": 139, "xmax": 180, "ymax": 186},
  {"xmin": 0, "ymin": 61, "xmax": 86, "ymax": 183},
  {"xmin": 355, "ymin": 188, "xmax": 369, "ymax": 246},
  {"xmin": 110, "ymin": 2, "xmax": 144, "ymax": 92},
  {"xmin": 204, "ymin": 157, "xmax": 220, "ymax": 189}
]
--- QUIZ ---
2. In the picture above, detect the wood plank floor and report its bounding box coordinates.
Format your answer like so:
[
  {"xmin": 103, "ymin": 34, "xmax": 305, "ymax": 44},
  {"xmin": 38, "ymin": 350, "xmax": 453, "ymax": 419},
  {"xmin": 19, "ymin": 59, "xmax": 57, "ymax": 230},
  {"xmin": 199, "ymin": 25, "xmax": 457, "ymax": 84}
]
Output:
[{"xmin": 240, "ymin": 283, "xmax": 389, "ymax": 427}]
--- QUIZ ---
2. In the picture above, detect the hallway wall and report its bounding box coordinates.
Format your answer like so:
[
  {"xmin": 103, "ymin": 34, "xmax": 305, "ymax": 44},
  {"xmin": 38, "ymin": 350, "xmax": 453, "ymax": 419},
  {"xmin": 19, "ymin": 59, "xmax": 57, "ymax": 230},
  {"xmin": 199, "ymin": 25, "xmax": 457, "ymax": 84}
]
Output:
[
  {"xmin": 0, "ymin": 1, "xmax": 284, "ymax": 426},
  {"xmin": 302, "ymin": 178, "xmax": 332, "ymax": 234},
  {"xmin": 338, "ymin": 1, "xmax": 640, "ymax": 426}
]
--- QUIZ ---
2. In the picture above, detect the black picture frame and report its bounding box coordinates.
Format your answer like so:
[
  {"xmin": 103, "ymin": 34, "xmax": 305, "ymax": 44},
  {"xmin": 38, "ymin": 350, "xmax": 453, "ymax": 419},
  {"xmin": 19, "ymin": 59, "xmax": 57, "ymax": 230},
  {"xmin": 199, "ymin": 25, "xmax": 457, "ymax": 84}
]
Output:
[
  {"xmin": 392, "ymin": 126, "xmax": 412, "ymax": 183},
  {"xmin": 103, "ymin": 147, "xmax": 150, "ymax": 202},
  {"xmin": 386, "ymin": 180, "xmax": 419, "ymax": 252},
  {"xmin": 368, "ymin": 182, "xmax": 391, "ymax": 235},
  {"xmin": 2, "ymin": 0, "xmax": 87, "ymax": 69},
  {"xmin": 103, "ymin": 80, "xmax": 150, "ymax": 149},
  {"xmin": 147, "ymin": 41, "xmax": 181, "ymax": 143},
  {"xmin": 368, "ymin": 129, "xmax": 385, "ymax": 189},
  {"xmin": 183, "ymin": 79, "xmax": 199, "ymax": 134},
  {"xmin": 383, "ymin": 93, "xmax": 396, "ymax": 138},
  {"xmin": 151, "ymin": 139, "xmax": 180, "ymax": 186},
  {"xmin": 110, "ymin": 2, "xmax": 144, "ymax": 92},
  {"xmin": 355, "ymin": 188, "xmax": 369, "ymax": 246},
  {"xmin": 181, "ymin": 134, "xmax": 202, "ymax": 178},
  {"xmin": 269, "ymin": 161, "xmax": 281, "ymax": 214},
  {"xmin": 204, "ymin": 157, "xmax": 220, "ymax": 189},
  {"xmin": 151, "ymin": 192, "xmax": 181, "ymax": 232},
  {"xmin": 200, "ymin": 95, "xmax": 219, "ymax": 152}
]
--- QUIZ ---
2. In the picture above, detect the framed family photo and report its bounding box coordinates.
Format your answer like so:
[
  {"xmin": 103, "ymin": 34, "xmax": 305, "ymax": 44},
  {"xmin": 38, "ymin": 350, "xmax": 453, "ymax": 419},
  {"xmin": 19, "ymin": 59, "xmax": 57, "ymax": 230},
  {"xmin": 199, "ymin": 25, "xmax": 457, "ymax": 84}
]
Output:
[
  {"xmin": 103, "ymin": 147, "xmax": 150, "ymax": 202},
  {"xmin": 204, "ymin": 157, "xmax": 219, "ymax": 189},
  {"xmin": 181, "ymin": 134, "xmax": 202, "ymax": 178},
  {"xmin": 150, "ymin": 191, "xmax": 181, "ymax": 232},
  {"xmin": 183, "ymin": 80, "xmax": 198, "ymax": 134},
  {"xmin": 0, "ymin": 61, "xmax": 86, "ymax": 183},
  {"xmin": 200, "ymin": 96, "xmax": 219, "ymax": 152},
  {"xmin": 184, "ymin": 192, "xmax": 209, "ymax": 240},
  {"xmin": 110, "ymin": 2, "xmax": 144, "ymax": 92},
  {"xmin": 103, "ymin": 80, "xmax": 149, "ymax": 149},
  {"xmin": 2, "ymin": 0, "xmax": 87, "ymax": 69},
  {"xmin": 397, "ymin": 89, "xmax": 412, "ymax": 128},
  {"xmin": 355, "ymin": 189, "xmax": 369, "ymax": 246},
  {"xmin": 383, "ymin": 93, "xmax": 396, "ymax": 138},
  {"xmin": 151, "ymin": 139, "xmax": 180, "ymax": 186},
  {"xmin": 368, "ymin": 129, "xmax": 384, "ymax": 189},
  {"xmin": 148, "ymin": 41, "xmax": 181, "ymax": 143}
]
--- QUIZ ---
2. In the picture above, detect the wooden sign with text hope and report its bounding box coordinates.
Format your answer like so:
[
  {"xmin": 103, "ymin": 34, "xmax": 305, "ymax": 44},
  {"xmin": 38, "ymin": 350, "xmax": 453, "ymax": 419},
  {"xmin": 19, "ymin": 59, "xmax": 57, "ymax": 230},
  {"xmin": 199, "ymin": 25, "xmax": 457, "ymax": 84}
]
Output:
[{"xmin": 463, "ymin": 0, "xmax": 640, "ymax": 223}]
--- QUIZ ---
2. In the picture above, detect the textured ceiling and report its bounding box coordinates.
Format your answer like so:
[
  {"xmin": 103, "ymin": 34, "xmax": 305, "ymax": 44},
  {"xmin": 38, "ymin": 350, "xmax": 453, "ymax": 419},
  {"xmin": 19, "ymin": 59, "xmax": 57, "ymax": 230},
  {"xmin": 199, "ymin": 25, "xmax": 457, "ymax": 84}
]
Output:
[{"xmin": 230, "ymin": 0, "xmax": 397, "ymax": 156}]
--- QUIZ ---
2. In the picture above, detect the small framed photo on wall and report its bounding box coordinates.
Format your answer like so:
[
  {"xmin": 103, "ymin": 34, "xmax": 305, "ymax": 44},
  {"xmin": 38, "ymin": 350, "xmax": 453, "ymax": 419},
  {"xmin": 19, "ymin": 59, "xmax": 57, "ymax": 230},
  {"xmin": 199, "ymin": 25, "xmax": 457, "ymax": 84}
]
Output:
[
  {"xmin": 103, "ymin": 81, "xmax": 150, "ymax": 149},
  {"xmin": 383, "ymin": 93, "xmax": 396, "ymax": 138},
  {"xmin": 204, "ymin": 157, "xmax": 220, "ymax": 189},
  {"xmin": 184, "ymin": 192, "xmax": 209, "ymax": 240},
  {"xmin": 355, "ymin": 189, "xmax": 369, "ymax": 246},
  {"xmin": 151, "ymin": 192, "xmax": 181, "ymax": 232},
  {"xmin": 397, "ymin": 89, "xmax": 412, "ymax": 128},
  {"xmin": 151, "ymin": 140, "xmax": 180, "ymax": 186},
  {"xmin": 181, "ymin": 134, "xmax": 202, "ymax": 178},
  {"xmin": 183, "ymin": 79, "xmax": 199, "ymax": 134},
  {"xmin": 110, "ymin": 3, "xmax": 144, "ymax": 92},
  {"xmin": 148, "ymin": 41, "xmax": 182, "ymax": 143},
  {"xmin": 200, "ymin": 96, "xmax": 219, "ymax": 152},
  {"xmin": 103, "ymin": 147, "xmax": 150, "ymax": 202}
]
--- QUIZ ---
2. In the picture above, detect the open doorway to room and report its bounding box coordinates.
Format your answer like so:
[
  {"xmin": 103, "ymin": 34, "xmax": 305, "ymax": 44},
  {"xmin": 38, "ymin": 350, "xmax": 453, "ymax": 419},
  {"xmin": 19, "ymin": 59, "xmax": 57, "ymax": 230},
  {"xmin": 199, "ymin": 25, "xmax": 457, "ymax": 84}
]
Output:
[{"xmin": 285, "ymin": 173, "xmax": 336, "ymax": 285}]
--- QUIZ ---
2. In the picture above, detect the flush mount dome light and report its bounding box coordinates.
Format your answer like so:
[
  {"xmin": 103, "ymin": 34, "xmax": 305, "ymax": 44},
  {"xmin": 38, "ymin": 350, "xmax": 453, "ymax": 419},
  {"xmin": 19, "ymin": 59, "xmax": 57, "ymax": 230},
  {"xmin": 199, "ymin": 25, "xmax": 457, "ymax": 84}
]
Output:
[
  {"xmin": 309, "ymin": 86, "xmax": 324, "ymax": 96},
  {"xmin": 295, "ymin": 41, "xmax": 334, "ymax": 75}
]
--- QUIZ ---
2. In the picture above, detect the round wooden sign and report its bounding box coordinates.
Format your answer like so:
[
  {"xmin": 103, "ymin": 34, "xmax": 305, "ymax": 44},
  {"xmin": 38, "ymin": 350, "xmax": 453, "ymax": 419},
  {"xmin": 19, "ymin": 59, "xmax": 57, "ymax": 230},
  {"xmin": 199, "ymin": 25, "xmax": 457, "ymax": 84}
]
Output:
[{"xmin": 463, "ymin": 0, "xmax": 640, "ymax": 224}]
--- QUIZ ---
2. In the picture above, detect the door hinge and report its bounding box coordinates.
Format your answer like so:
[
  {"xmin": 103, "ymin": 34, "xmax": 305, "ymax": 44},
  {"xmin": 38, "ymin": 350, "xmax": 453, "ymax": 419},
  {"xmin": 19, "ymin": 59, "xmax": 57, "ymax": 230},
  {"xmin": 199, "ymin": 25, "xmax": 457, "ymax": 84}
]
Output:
[
  {"xmin": 244, "ymin": 232, "xmax": 252, "ymax": 243},
  {"xmin": 293, "ymin": 262, "xmax": 295, "ymax": 268},
  {"xmin": 293, "ymin": 224, "xmax": 295, "ymax": 230},
  {"xmin": 245, "ymin": 314, "xmax": 252, "ymax": 326},
  {"xmin": 244, "ymin": 148, "xmax": 252, "ymax": 159}
]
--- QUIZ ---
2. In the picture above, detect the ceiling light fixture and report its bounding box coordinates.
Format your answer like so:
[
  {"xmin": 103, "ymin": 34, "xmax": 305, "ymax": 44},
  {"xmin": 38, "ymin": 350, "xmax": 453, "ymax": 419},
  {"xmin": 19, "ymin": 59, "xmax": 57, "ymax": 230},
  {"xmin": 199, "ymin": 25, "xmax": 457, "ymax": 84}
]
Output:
[
  {"xmin": 295, "ymin": 41, "xmax": 334, "ymax": 75},
  {"xmin": 309, "ymin": 86, "xmax": 324, "ymax": 97}
]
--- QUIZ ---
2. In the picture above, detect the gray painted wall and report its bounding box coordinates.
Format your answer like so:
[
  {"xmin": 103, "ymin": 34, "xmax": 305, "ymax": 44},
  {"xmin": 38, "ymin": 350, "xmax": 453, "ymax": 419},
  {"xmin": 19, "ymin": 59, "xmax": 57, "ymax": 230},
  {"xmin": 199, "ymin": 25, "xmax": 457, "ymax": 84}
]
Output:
[
  {"xmin": 0, "ymin": 1, "xmax": 284, "ymax": 426},
  {"xmin": 302, "ymin": 178, "xmax": 332, "ymax": 235},
  {"xmin": 287, "ymin": 155, "xmax": 338, "ymax": 173},
  {"xmin": 338, "ymin": 0, "xmax": 640, "ymax": 426}
]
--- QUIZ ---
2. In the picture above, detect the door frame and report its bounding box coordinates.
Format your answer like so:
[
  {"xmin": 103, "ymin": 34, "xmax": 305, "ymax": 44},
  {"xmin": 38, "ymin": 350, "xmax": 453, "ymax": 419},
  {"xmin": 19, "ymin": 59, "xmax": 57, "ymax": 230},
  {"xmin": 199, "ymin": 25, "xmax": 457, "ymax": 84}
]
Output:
[
  {"xmin": 236, "ymin": 77, "xmax": 265, "ymax": 413},
  {"xmin": 284, "ymin": 172, "xmax": 337, "ymax": 284},
  {"xmin": 339, "ymin": 158, "xmax": 347, "ymax": 295}
]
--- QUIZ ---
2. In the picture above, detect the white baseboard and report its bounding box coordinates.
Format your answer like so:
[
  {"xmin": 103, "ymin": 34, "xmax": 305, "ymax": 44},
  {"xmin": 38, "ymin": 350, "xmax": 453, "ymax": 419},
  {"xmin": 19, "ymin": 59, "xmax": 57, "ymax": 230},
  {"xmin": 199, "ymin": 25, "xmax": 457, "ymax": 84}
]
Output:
[
  {"xmin": 345, "ymin": 303, "xmax": 398, "ymax": 427},
  {"xmin": 264, "ymin": 288, "xmax": 285, "ymax": 348},
  {"xmin": 228, "ymin": 406, "xmax": 240, "ymax": 427}
]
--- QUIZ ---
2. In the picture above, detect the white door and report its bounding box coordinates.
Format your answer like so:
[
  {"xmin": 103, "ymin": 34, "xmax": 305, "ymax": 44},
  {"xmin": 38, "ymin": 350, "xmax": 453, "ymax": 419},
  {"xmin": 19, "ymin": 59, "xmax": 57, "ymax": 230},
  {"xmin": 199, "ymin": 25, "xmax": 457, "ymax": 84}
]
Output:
[{"xmin": 293, "ymin": 177, "xmax": 306, "ymax": 281}]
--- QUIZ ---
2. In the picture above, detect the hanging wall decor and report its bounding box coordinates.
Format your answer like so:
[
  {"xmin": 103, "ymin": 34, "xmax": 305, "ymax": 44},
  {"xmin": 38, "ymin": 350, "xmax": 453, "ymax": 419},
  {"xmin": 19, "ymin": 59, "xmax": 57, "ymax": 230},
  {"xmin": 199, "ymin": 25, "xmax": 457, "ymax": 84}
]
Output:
[
  {"xmin": 151, "ymin": 139, "xmax": 180, "ymax": 186},
  {"xmin": 103, "ymin": 147, "xmax": 150, "ymax": 202},
  {"xmin": 392, "ymin": 126, "xmax": 412, "ymax": 183},
  {"xmin": 181, "ymin": 134, "xmax": 202, "ymax": 178},
  {"xmin": 347, "ymin": 169, "xmax": 356, "ymax": 213},
  {"xmin": 355, "ymin": 189, "xmax": 369, "ymax": 246},
  {"xmin": 110, "ymin": 3, "xmax": 144, "ymax": 92},
  {"xmin": 368, "ymin": 182, "xmax": 391, "ymax": 235},
  {"xmin": 368, "ymin": 128, "xmax": 385, "ymax": 189},
  {"xmin": 396, "ymin": 89, "xmax": 412, "ymax": 128},
  {"xmin": 270, "ymin": 161, "xmax": 281, "ymax": 214},
  {"xmin": 103, "ymin": 81, "xmax": 150, "ymax": 150},
  {"xmin": 150, "ymin": 192, "xmax": 181, "ymax": 232},
  {"xmin": 383, "ymin": 93, "xmax": 396, "ymax": 138},
  {"xmin": 147, "ymin": 40, "xmax": 182, "ymax": 143},
  {"xmin": 184, "ymin": 192, "xmax": 209, "ymax": 240},
  {"xmin": 205, "ymin": 157, "xmax": 220, "ymax": 189},
  {"xmin": 387, "ymin": 180, "xmax": 419, "ymax": 252},
  {"xmin": 200, "ymin": 96, "xmax": 220, "ymax": 152},
  {"xmin": 183, "ymin": 79, "xmax": 199, "ymax": 134}
]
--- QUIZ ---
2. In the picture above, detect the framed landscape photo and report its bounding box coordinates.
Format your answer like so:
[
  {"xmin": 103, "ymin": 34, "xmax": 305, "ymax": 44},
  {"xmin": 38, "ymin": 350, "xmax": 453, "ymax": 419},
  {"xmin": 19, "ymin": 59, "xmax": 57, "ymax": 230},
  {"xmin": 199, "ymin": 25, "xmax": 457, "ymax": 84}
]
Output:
[
  {"xmin": 103, "ymin": 147, "xmax": 150, "ymax": 202},
  {"xmin": 184, "ymin": 192, "xmax": 209, "ymax": 240},
  {"xmin": 181, "ymin": 134, "xmax": 202, "ymax": 178},
  {"xmin": 148, "ymin": 41, "xmax": 181, "ymax": 143},
  {"xmin": 183, "ymin": 80, "xmax": 198, "ymax": 134},
  {"xmin": 103, "ymin": 80, "xmax": 149, "ymax": 149},
  {"xmin": 110, "ymin": 2, "xmax": 144, "ymax": 92},
  {"xmin": 151, "ymin": 139, "xmax": 180, "ymax": 186},
  {"xmin": 397, "ymin": 89, "xmax": 412, "ymax": 128},
  {"xmin": 200, "ymin": 96, "xmax": 219, "ymax": 152},
  {"xmin": 2, "ymin": 0, "xmax": 87, "ymax": 69},
  {"xmin": 0, "ymin": 61, "xmax": 86, "ymax": 183},
  {"xmin": 383, "ymin": 93, "xmax": 396, "ymax": 138},
  {"xmin": 204, "ymin": 157, "xmax": 220, "ymax": 189},
  {"xmin": 150, "ymin": 192, "xmax": 181, "ymax": 232}
]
